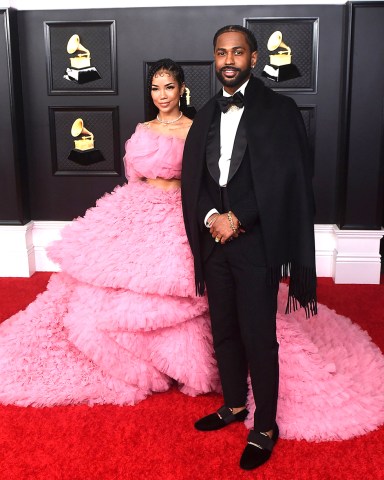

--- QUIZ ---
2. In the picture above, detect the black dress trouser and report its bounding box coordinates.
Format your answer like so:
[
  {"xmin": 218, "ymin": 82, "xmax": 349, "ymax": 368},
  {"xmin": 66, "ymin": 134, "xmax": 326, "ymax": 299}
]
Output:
[{"xmin": 203, "ymin": 231, "xmax": 279, "ymax": 432}]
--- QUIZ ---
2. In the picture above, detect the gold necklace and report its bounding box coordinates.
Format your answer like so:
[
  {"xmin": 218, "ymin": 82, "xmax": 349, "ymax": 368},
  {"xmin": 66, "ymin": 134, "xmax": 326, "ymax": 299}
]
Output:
[{"xmin": 156, "ymin": 112, "xmax": 183, "ymax": 125}]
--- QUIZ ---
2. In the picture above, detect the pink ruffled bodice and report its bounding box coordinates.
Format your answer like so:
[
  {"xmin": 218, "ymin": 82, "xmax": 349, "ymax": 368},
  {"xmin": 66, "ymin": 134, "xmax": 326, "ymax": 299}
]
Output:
[{"xmin": 123, "ymin": 123, "xmax": 185, "ymax": 181}]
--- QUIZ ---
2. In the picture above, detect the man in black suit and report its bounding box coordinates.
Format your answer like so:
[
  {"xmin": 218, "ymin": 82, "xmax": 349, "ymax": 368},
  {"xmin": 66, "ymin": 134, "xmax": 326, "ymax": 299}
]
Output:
[{"xmin": 181, "ymin": 25, "xmax": 317, "ymax": 471}]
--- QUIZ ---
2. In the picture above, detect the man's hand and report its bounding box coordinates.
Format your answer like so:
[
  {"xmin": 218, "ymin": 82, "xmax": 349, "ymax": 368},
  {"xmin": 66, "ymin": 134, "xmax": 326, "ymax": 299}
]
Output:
[{"xmin": 209, "ymin": 212, "xmax": 242, "ymax": 244}]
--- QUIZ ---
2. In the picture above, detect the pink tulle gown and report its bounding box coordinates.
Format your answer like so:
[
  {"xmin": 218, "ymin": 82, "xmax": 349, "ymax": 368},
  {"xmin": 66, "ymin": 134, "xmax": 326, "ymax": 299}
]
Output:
[{"xmin": 0, "ymin": 123, "xmax": 383, "ymax": 442}]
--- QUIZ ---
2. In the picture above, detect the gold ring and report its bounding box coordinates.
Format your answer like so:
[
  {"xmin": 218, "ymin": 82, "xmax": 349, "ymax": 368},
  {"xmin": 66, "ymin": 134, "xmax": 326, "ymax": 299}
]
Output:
[{"xmin": 215, "ymin": 236, "xmax": 220, "ymax": 243}]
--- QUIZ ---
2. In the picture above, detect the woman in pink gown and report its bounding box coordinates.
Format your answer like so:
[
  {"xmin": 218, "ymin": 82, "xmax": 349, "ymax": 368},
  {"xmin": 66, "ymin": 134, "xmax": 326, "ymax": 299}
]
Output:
[
  {"xmin": 0, "ymin": 59, "xmax": 383, "ymax": 442},
  {"xmin": 0, "ymin": 59, "xmax": 219, "ymax": 406}
]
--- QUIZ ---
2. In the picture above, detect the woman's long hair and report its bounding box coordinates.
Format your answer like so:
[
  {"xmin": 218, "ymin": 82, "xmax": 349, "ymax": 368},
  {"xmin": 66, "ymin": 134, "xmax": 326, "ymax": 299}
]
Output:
[{"xmin": 145, "ymin": 58, "xmax": 189, "ymax": 121}]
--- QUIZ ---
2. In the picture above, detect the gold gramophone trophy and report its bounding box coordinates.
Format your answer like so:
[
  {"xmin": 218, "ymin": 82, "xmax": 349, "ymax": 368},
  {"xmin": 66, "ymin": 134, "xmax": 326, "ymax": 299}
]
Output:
[
  {"xmin": 63, "ymin": 34, "xmax": 101, "ymax": 84},
  {"xmin": 67, "ymin": 118, "xmax": 105, "ymax": 165},
  {"xmin": 262, "ymin": 31, "xmax": 300, "ymax": 82}
]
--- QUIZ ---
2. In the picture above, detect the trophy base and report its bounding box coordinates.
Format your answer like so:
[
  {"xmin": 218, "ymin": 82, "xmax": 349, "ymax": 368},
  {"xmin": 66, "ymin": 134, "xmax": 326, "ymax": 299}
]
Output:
[
  {"xmin": 64, "ymin": 67, "xmax": 101, "ymax": 84},
  {"xmin": 68, "ymin": 149, "xmax": 105, "ymax": 166},
  {"xmin": 262, "ymin": 63, "xmax": 301, "ymax": 82}
]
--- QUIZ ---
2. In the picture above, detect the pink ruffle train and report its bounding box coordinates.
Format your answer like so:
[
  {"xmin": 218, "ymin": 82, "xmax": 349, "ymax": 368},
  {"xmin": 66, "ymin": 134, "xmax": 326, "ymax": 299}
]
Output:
[
  {"xmin": 0, "ymin": 123, "xmax": 383, "ymax": 442},
  {"xmin": 246, "ymin": 284, "xmax": 384, "ymax": 441}
]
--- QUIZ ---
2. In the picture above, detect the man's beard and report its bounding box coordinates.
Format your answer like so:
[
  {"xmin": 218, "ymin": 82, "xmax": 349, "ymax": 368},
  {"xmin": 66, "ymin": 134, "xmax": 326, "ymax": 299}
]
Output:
[{"xmin": 215, "ymin": 66, "xmax": 252, "ymax": 89}]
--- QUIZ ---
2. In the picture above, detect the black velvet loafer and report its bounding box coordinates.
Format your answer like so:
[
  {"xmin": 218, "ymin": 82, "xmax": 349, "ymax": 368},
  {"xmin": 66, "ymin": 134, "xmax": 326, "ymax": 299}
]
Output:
[
  {"xmin": 239, "ymin": 424, "xmax": 279, "ymax": 470},
  {"xmin": 194, "ymin": 406, "xmax": 249, "ymax": 431}
]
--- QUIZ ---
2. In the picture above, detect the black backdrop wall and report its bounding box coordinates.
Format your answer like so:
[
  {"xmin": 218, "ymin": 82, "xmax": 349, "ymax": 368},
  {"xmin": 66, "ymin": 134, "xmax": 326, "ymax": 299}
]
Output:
[{"xmin": 0, "ymin": 2, "xmax": 383, "ymax": 232}]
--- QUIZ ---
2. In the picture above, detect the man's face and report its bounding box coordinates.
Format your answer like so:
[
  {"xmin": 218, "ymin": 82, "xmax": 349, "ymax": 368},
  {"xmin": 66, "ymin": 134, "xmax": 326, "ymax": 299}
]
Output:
[{"xmin": 214, "ymin": 31, "xmax": 257, "ymax": 94}]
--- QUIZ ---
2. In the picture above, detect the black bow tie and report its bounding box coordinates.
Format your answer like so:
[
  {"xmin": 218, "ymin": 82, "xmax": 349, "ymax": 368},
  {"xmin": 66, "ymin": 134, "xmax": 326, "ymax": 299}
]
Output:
[{"xmin": 217, "ymin": 92, "xmax": 244, "ymax": 113}]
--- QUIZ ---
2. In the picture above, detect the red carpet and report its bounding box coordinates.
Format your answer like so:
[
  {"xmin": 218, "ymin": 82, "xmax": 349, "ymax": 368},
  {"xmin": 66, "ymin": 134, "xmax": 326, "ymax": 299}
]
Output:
[{"xmin": 0, "ymin": 273, "xmax": 383, "ymax": 480}]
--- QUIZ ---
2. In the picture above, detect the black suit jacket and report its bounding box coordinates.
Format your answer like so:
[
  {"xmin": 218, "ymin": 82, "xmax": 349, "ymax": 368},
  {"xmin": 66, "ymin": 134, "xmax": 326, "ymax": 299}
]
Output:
[{"xmin": 181, "ymin": 75, "xmax": 317, "ymax": 316}]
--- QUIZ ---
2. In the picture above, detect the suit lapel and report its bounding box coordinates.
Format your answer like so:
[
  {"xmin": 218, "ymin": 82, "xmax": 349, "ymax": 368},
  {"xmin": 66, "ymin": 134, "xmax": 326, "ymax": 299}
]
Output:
[{"xmin": 205, "ymin": 108, "xmax": 221, "ymax": 183}]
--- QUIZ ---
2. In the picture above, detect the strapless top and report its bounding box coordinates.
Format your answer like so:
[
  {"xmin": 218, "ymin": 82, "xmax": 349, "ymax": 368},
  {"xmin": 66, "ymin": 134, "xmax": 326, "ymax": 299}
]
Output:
[{"xmin": 123, "ymin": 123, "xmax": 185, "ymax": 181}]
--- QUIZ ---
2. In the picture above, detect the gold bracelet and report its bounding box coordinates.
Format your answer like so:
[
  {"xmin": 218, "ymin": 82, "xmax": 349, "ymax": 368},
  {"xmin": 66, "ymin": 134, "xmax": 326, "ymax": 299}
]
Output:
[{"xmin": 227, "ymin": 211, "xmax": 238, "ymax": 233}]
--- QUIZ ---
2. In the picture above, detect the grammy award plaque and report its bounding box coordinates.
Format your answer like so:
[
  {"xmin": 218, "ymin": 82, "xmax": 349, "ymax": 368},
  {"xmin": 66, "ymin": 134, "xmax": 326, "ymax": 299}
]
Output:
[
  {"xmin": 68, "ymin": 118, "xmax": 105, "ymax": 165},
  {"xmin": 262, "ymin": 31, "xmax": 301, "ymax": 82},
  {"xmin": 63, "ymin": 34, "xmax": 101, "ymax": 84}
]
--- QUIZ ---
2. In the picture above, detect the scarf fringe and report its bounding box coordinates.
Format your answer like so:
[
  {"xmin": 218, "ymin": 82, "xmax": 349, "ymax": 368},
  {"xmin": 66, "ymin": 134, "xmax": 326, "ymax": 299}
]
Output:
[
  {"xmin": 269, "ymin": 263, "xmax": 317, "ymax": 318},
  {"xmin": 196, "ymin": 280, "xmax": 205, "ymax": 297}
]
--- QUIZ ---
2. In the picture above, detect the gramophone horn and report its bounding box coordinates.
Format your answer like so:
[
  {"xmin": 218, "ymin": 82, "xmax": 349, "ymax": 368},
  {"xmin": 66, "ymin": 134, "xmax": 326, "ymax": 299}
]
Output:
[
  {"xmin": 267, "ymin": 31, "xmax": 291, "ymax": 54},
  {"xmin": 71, "ymin": 118, "xmax": 93, "ymax": 139},
  {"xmin": 67, "ymin": 34, "xmax": 90, "ymax": 56},
  {"xmin": 71, "ymin": 118, "xmax": 84, "ymax": 137}
]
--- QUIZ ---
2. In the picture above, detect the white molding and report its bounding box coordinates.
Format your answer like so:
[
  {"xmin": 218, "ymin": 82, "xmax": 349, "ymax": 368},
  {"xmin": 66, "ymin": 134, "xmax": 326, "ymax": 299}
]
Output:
[
  {"xmin": 332, "ymin": 225, "xmax": 384, "ymax": 284},
  {"xmin": 0, "ymin": 222, "xmax": 382, "ymax": 283},
  {"xmin": 314, "ymin": 224, "xmax": 336, "ymax": 277},
  {"xmin": 0, "ymin": 221, "xmax": 68, "ymax": 277},
  {"xmin": 0, "ymin": 222, "xmax": 35, "ymax": 277},
  {"xmin": 32, "ymin": 221, "xmax": 68, "ymax": 272}
]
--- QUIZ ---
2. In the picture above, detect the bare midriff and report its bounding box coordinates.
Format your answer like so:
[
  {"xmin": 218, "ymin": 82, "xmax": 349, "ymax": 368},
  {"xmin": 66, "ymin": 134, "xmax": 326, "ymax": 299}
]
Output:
[{"xmin": 142, "ymin": 177, "xmax": 181, "ymax": 191}]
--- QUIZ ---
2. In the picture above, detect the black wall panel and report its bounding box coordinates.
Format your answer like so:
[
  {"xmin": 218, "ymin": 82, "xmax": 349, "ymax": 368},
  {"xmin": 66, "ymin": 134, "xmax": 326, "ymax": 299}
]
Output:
[
  {"xmin": 0, "ymin": 8, "xmax": 29, "ymax": 224},
  {"xmin": 339, "ymin": 2, "xmax": 384, "ymax": 229},
  {"xmin": 0, "ymin": 3, "xmax": 382, "ymax": 230},
  {"xmin": 16, "ymin": 4, "xmax": 344, "ymax": 222}
]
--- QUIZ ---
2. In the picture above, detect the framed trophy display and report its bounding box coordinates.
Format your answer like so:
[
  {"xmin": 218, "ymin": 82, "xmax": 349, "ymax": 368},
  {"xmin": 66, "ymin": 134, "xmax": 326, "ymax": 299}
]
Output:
[
  {"xmin": 245, "ymin": 17, "xmax": 319, "ymax": 92},
  {"xmin": 49, "ymin": 106, "xmax": 120, "ymax": 176},
  {"xmin": 44, "ymin": 20, "xmax": 117, "ymax": 95}
]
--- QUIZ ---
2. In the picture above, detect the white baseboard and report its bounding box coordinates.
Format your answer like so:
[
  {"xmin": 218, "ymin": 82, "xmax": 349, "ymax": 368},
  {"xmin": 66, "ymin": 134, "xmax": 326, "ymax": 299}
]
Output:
[
  {"xmin": 32, "ymin": 221, "xmax": 69, "ymax": 273},
  {"xmin": 332, "ymin": 227, "xmax": 383, "ymax": 284},
  {"xmin": 0, "ymin": 222, "xmax": 35, "ymax": 277},
  {"xmin": 0, "ymin": 221, "xmax": 382, "ymax": 283},
  {"xmin": 314, "ymin": 224, "xmax": 337, "ymax": 277},
  {"xmin": 0, "ymin": 221, "xmax": 68, "ymax": 277}
]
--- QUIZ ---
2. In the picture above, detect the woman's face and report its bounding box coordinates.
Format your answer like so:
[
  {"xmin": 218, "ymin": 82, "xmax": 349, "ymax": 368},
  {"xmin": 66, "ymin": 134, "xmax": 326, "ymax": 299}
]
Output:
[{"xmin": 151, "ymin": 69, "xmax": 184, "ymax": 115}]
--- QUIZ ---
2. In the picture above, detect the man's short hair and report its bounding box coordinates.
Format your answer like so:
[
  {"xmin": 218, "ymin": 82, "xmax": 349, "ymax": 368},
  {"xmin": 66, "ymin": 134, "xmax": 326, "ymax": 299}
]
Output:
[{"xmin": 213, "ymin": 25, "xmax": 258, "ymax": 52}]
